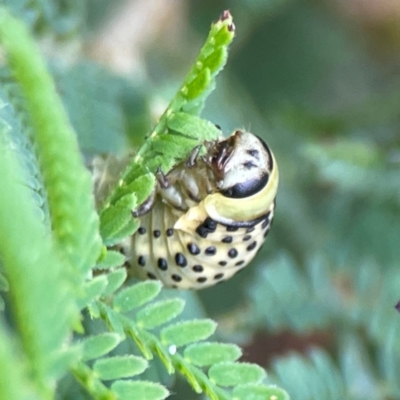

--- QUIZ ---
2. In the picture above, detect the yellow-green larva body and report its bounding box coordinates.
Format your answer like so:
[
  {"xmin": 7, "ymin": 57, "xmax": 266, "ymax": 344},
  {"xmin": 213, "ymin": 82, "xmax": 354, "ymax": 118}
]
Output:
[{"xmin": 121, "ymin": 130, "xmax": 278, "ymax": 289}]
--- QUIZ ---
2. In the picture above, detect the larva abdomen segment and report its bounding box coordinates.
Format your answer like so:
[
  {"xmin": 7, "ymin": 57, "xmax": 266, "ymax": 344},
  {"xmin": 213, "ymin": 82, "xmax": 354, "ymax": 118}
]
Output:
[{"xmin": 125, "ymin": 196, "xmax": 274, "ymax": 290}]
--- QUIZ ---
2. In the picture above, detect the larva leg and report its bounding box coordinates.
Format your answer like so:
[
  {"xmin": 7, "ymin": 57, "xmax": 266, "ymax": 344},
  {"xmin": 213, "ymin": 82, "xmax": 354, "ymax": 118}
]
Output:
[
  {"xmin": 132, "ymin": 187, "xmax": 156, "ymax": 217},
  {"xmin": 186, "ymin": 145, "xmax": 202, "ymax": 168}
]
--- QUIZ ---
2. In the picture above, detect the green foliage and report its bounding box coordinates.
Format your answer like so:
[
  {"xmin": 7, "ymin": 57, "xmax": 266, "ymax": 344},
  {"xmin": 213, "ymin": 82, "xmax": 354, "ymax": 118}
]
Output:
[
  {"xmin": 0, "ymin": 321, "xmax": 38, "ymax": 400},
  {"xmin": 82, "ymin": 333, "xmax": 122, "ymax": 361},
  {"xmin": 0, "ymin": 6, "xmax": 102, "ymax": 281},
  {"xmin": 99, "ymin": 10, "xmax": 235, "ymax": 245},
  {"xmin": 93, "ymin": 355, "xmax": 148, "ymax": 380},
  {"xmin": 4, "ymin": 1, "xmax": 398, "ymax": 399},
  {"xmin": 111, "ymin": 380, "xmax": 169, "ymax": 400},
  {"xmin": 184, "ymin": 342, "xmax": 242, "ymax": 367},
  {"xmin": 0, "ymin": 6, "xmax": 285, "ymax": 399},
  {"xmin": 113, "ymin": 281, "xmax": 162, "ymax": 312},
  {"xmin": 232, "ymin": 384, "xmax": 290, "ymax": 400},
  {"xmin": 136, "ymin": 298, "xmax": 186, "ymax": 329},
  {"xmin": 0, "ymin": 119, "xmax": 75, "ymax": 398},
  {"xmin": 208, "ymin": 362, "xmax": 266, "ymax": 386}
]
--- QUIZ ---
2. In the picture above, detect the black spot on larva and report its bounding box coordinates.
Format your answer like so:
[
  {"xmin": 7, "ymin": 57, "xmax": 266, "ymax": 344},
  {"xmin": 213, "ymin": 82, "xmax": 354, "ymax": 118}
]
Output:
[
  {"xmin": 247, "ymin": 149, "xmax": 259, "ymax": 159},
  {"xmin": 243, "ymin": 235, "xmax": 251, "ymax": 241},
  {"xmin": 196, "ymin": 217, "xmax": 218, "ymax": 238},
  {"xmin": 247, "ymin": 241, "xmax": 257, "ymax": 251},
  {"xmin": 187, "ymin": 243, "xmax": 200, "ymax": 255},
  {"xmin": 222, "ymin": 236, "xmax": 233, "ymax": 243},
  {"xmin": 243, "ymin": 161, "xmax": 257, "ymax": 169},
  {"xmin": 264, "ymin": 229, "xmax": 270, "ymax": 238},
  {"xmin": 197, "ymin": 277, "xmax": 207, "ymax": 283},
  {"xmin": 175, "ymin": 253, "xmax": 187, "ymax": 267},
  {"xmin": 166, "ymin": 228, "xmax": 174, "ymax": 237},
  {"xmin": 138, "ymin": 227, "xmax": 146, "ymax": 234},
  {"xmin": 193, "ymin": 265, "xmax": 204, "ymax": 273},
  {"xmin": 228, "ymin": 249, "xmax": 238, "ymax": 258},
  {"xmin": 235, "ymin": 260, "xmax": 245, "ymax": 266},
  {"xmin": 205, "ymin": 246, "xmax": 216, "ymax": 255},
  {"xmin": 219, "ymin": 261, "xmax": 227, "ymax": 266},
  {"xmin": 153, "ymin": 229, "xmax": 161, "ymax": 238},
  {"xmin": 262, "ymin": 213, "xmax": 271, "ymax": 229},
  {"xmin": 196, "ymin": 225, "xmax": 209, "ymax": 238},
  {"xmin": 157, "ymin": 258, "xmax": 168, "ymax": 271},
  {"xmin": 138, "ymin": 256, "xmax": 146, "ymax": 266},
  {"xmin": 119, "ymin": 247, "xmax": 126, "ymax": 255},
  {"xmin": 147, "ymin": 272, "xmax": 157, "ymax": 280},
  {"xmin": 246, "ymin": 227, "xmax": 255, "ymax": 233},
  {"xmin": 214, "ymin": 273, "xmax": 224, "ymax": 280},
  {"xmin": 226, "ymin": 225, "xmax": 239, "ymax": 232},
  {"xmin": 171, "ymin": 274, "xmax": 182, "ymax": 282},
  {"xmin": 204, "ymin": 218, "xmax": 217, "ymax": 230}
]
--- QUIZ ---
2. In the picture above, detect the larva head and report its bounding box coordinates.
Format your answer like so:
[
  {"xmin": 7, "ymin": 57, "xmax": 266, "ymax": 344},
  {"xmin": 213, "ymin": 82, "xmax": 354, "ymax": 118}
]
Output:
[
  {"xmin": 204, "ymin": 130, "xmax": 278, "ymax": 225},
  {"xmin": 211, "ymin": 130, "xmax": 273, "ymax": 197}
]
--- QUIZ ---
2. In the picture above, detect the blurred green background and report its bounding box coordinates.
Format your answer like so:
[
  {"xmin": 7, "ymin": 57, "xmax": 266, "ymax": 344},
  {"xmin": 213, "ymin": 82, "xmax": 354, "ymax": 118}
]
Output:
[{"xmin": 4, "ymin": 0, "xmax": 400, "ymax": 398}]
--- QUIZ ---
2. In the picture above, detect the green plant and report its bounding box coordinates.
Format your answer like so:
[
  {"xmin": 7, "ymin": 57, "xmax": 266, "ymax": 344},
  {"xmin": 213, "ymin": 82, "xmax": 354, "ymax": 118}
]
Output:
[{"xmin": 0, "ymin": 6, "xmax": 288, "ymax": 400}]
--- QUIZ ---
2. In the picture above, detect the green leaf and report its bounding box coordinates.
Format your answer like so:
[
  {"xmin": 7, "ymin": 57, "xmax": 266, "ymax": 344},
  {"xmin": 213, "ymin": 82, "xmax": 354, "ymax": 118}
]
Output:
[
  {"xmin": 0, "ymin": 320, "xmax": 37, "ymax": 400},
  {"xmin": 113, "ymin": 281, "xmax": 162, "ymax": 312},
  {"xmin": 102, "ymin": 268, "xmax": 128, "ymax": 297},
  {"xmin": 184, "ymin": 342, "xmax": 242, "ymax": 367},
  {"xmin": 107, "ymin": 218, "xmax": 139, "ymax": 246},
  {"xmin": 111, "ymin": 380, "xmax": 169, "ymax": 400},
  {"xmin": 71, "ymin": 361, "xmax": 115, "ymax": 399},
  {"xmin": 48, "ymin": 347, "xmax": 81, "ymax": 381},
  {"xmin": 0, "ymin": 7, "xmax": 102, "ymax": 276},
  {"xmin": 185, "ymin": 68, "xmax": 211, "ymax": 100},
  {"xmin": 149, "ymin": 134, "xmax": 198, "ymax": 164},
  {"xmin": 82, "ymin": 333, "xmax": 122, "ymax": 361},
  {"xmin": 209, "ymin": 362, "xmax": 266, "ymax": 387},
  {"xmin": 161, "ymin": 319, "xmax": 217, "ymax": 347},
  {"xmin": 78, "ymin": 276, "xmax": 108, "ymax": 309},
  {"xmin": 104, "ymin": 10, "xmax": 235, "ymax": 205},
  {"xmin": 109, "ymin": 173, "xmax": 155, "ymax": 206},
  {"xmin": 0, "ymin": 87, "xmax": 50, "ymax": 227},
  {"xmin": 0, "ymin": 128, "xmax": 75, "ymax": 392},
  {"xmin": 100, "ymin": 304, "xmax": 125, "ymax": 337},
  {"xmin": 167, "ymin": 112, "xmax": 223, "ymax": 140},
  {"xmin": 100, "ymin": 193, "xmax": 137, "ymax": 244},
  {"xmin": 93, "ymin": 355, "xmax": 148, "ymax": 381},
  {"xmin": 136, "ymin": 298, "xmax": 185, "ymax": 329},
  {"xmin": 0, "ymin": 273, "xmax": 9, "ymax": 291},
  {"xmin": 232, "ymin": 384, "xmax": 290, "ymax": 400},
  {"xmin": 94, "ymin": 250, "xmax": 125, "ymax": 270}
]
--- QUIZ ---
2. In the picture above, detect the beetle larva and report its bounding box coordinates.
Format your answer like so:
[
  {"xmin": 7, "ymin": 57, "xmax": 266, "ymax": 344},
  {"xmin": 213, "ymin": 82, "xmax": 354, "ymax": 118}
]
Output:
[{"xmin": 119, "ymin": 130, "xmax": 279, "ymax": 289}]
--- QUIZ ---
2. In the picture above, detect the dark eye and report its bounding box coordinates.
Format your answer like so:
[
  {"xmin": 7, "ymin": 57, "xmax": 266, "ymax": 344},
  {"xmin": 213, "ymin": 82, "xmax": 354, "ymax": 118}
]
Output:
[
  {"xmin": 243, "ymin": 161, "xmax": 256, "ymax": 169},
  {"xmin": 247, "ymin": 149, "xmax": 259, "ymax": 158},
  {"xmin": 220, "ymin": 174, "xmax": 269, "ymax": 199}
]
